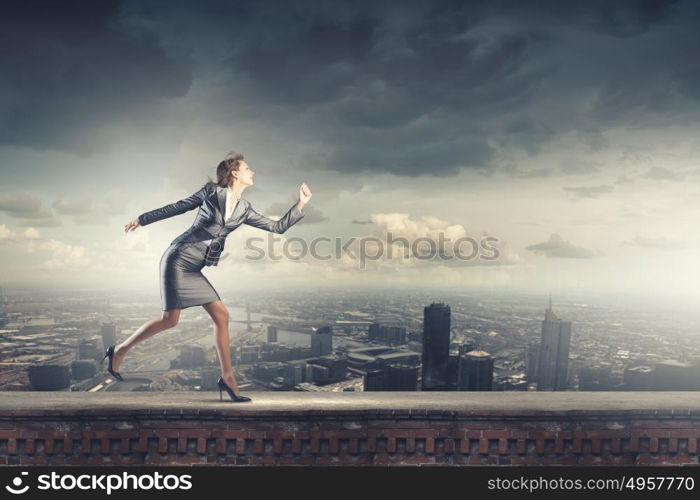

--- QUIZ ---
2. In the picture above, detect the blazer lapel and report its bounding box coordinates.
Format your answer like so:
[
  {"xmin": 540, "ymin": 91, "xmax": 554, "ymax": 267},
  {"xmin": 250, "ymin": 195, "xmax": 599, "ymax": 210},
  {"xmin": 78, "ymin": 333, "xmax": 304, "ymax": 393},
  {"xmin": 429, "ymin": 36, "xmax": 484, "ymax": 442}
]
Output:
[
  {"xmin": 226, "ymin": 197, "xmax": 245, "ymax": 224},
  {"xmin": 216, "ymin": 186, "xmax": 226, "ymax": 224},
  {"xmin": 216, "ymin": 186, "xmax": 245, "ymax": 225}
]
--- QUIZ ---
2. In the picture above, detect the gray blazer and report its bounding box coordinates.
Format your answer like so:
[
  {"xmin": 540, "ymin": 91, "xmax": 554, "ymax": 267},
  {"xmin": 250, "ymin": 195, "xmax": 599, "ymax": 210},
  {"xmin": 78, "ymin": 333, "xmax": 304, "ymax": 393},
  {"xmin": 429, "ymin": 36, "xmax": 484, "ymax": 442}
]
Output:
[{"xmin": 138, "ymin": 182, "xmax": 305, "ymax": 266}]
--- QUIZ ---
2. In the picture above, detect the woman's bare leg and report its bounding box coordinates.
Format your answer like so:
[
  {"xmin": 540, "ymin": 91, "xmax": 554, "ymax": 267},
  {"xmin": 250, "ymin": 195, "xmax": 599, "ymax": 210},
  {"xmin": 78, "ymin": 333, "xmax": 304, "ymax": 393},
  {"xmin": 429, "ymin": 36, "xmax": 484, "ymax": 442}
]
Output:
[
  {"xmin": 112, "ymin": 309, "xmax": 181, "ymax": 372},
  {"xmin": 202, "ymin": 300, "xmax": 243, "ymax": 395}
]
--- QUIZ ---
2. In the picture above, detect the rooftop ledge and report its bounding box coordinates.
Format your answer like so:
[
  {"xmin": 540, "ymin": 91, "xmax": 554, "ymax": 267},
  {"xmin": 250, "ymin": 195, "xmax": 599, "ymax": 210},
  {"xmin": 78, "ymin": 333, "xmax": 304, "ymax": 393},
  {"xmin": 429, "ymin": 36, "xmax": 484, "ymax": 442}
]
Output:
[
  {"xmin": 1, "ymin": 392, "xmax": 700, "ymax": 466},
  {"xmin": 2, "ymin": 391, "xmax": 700, "ymax": 417}
]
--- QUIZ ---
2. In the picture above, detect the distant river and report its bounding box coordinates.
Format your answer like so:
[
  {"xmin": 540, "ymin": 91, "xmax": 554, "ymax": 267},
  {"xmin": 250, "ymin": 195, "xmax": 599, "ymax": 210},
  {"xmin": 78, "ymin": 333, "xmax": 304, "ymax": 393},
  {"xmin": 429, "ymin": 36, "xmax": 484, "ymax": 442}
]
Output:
[{"xmin": 224, "ymin": 306, "xmax": 366, "ymax": 349}]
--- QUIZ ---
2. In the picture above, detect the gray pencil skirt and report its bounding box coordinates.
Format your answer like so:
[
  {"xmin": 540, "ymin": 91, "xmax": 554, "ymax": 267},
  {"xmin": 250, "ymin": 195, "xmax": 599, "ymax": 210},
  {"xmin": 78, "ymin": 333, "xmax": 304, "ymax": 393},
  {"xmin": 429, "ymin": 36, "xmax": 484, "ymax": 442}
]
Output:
[{"xmin": 159, "ymin": 242, "xmax": 220, "ymax": 311}]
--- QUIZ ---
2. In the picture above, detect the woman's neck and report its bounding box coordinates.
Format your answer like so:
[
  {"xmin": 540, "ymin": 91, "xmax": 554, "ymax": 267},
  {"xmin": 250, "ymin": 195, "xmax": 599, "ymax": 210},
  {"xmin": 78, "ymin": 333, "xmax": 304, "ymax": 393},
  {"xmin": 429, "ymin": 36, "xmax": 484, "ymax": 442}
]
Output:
[{"xmin": 227, "ymin": 182, "xmax": 245, "ymax": 199}]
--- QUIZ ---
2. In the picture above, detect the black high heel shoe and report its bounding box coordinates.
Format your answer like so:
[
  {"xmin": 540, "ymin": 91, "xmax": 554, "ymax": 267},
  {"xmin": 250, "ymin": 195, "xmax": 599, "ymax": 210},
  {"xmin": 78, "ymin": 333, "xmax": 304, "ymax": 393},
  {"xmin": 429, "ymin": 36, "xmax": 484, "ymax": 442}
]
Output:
[
  {"xmin": 101, "ymin": 345, "xmax": 124, "ymax": 381},
  {"xmin": 217, "ymin": 377, "xmax": 252, "ymax": 402}
]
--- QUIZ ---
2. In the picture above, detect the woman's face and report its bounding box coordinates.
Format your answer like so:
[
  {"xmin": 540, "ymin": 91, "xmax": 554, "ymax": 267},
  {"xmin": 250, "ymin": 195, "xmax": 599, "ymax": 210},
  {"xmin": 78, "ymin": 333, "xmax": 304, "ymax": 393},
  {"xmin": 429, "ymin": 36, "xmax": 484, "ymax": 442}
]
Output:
[{"xmin": 234, "ymin": 161, "xmax": 255, "ymax": 186}]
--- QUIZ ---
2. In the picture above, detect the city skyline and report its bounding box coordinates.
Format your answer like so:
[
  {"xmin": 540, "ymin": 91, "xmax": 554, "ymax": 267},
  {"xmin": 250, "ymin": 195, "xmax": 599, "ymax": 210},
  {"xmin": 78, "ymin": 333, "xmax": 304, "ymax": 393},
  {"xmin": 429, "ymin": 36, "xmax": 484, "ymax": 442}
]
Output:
[{"xmin": 3, "ymin": 286, "xmax": 700, "ymax": 393}]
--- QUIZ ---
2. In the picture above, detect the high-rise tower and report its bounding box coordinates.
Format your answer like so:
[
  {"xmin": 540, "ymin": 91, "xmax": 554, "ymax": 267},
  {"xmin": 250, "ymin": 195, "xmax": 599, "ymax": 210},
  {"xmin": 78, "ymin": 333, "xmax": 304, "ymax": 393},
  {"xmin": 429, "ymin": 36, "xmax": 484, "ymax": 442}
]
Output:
[
  {"xmin": 458, "ymin": 350, "xmax": 494, "ymax": 391},
  {"xmin": 100, "ymin": 322, "xmax": 117, "ymax": 352},
  {"xmin": 311, "ymin": 325, "xmax": 333, "ymax": 357},
  {"xmin": 421, "ymin": 302, "xmax": 451, "ymax": 391},
  {"xmin": 537, "ymin": 296, "xmax": 572, "ymax": 391}
]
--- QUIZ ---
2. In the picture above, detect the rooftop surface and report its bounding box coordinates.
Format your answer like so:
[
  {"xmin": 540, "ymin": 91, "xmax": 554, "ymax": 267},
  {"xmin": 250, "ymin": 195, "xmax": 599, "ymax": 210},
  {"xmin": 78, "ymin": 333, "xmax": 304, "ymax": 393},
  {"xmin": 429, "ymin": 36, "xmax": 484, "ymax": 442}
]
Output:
[{"xmin": 1, "ymin": 391, "xmax": 700, "ymax": 417}]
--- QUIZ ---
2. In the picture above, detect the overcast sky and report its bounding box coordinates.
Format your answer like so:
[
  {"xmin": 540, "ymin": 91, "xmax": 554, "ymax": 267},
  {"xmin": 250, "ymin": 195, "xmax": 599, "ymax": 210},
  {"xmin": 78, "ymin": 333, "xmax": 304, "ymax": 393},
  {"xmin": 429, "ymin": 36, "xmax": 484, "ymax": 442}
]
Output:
[{"xmin": 1, "ymin": 0, "xmax": 700, "ymax": 305}]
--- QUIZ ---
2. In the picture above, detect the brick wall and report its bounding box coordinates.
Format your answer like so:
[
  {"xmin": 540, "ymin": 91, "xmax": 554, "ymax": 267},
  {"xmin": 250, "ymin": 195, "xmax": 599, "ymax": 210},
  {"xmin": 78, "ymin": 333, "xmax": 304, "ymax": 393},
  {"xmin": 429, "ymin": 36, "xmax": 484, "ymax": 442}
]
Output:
[{"xmin": 1, "ymin": 392, "xmax": 699, "ymax": 466}]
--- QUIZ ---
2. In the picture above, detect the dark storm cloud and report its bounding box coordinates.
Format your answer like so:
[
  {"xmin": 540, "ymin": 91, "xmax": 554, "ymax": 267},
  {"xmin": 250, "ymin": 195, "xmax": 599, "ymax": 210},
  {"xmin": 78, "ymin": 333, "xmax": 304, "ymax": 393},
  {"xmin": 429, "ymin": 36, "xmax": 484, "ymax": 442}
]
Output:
[
  {"xmin": 575, "ymin": 129, "xmax": 610, "ymax": 151},
  {"xmin": 559, "ymin": 158, "xmax": 603, "ymax": 176},
  {"xmin": 526, "ymin": 0, "xmax": 680, "ymax": 38},
  {"xmin": 6, "ymin": 0, "xmax": 700, "ymax": 176},
  {"xmin": 501, "ymin": 164, "xmax": 551, "ymax": 178},
  {"xmin": 216, "ymin": 1, "xmax": 546, "ymax": 175},
  {"xmin": 526, "ymin": 233, "xmax": 600, "ymax": 259},
  {"xmin": 0, "ymin": 0, "xmax": 192, "ymax": 153},
  {"xmin": 169, "ymin": 0, "xmax": 697, "ymax": 177},
  {"xmin": 0, "ymin": 192, "xmax": 61, "ymax": 227}
]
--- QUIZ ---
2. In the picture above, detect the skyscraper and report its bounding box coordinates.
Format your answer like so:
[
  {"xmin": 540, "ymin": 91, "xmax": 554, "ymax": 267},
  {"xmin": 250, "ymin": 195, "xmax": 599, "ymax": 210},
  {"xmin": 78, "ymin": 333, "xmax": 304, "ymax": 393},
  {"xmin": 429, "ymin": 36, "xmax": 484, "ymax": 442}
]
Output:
[
  {"xmin": 100, "ymin": 322, "xmax": 117, "ymax": 352},
  {"xmin": 458, "ymin": 350, "xmax": 494, "ymax": 391},
  {"xmin": 385, "ymin": 364, "xmax": 419, "ymax": 391},
  {"xmin": 0, "ymin": 285, "xmax": 6, "ymax": 328},
  {"xmin": 421, "ymin": 302, "xmax": 451, "ymax": 391},
  {"xmin": 447, "ymin": 353, "xmax": 460, "ymax": 390},
  {"xmin": 537, "ymin": 296, "xmax": 572, "ymax": 391},
  {"xmin": 364, "ymin": 370, "xmax": 385, "ymax": 391},
  {"xmin": 458, "ymin": 342, "xmax": 476, "ymax": 356},
  {"xmin": 364, "ymin": 364, "xmax": 419, "ymax": 391},
  {"xmin": 368, "ymin": 323, "xmax": 381, "ymax": 341},
  {"xmin": 311, "ymin": 325, "xmax": 333, "ymax": 357},
  {"xmin": 267, "ymin": 325, "xmax": 278, "ymax": 343},
  {"xmin": 368, "ymin": 323, "xmax": 407, "ymax": 344},
  {"xmin": 525, "ymin": 339, "xmax": 540, "ymax": 380}
]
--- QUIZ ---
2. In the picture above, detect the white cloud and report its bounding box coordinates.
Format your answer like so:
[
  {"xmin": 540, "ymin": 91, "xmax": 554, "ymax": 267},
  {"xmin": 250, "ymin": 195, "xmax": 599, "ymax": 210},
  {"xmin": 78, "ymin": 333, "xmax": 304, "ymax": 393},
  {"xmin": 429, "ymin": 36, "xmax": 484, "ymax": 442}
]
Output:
[
  {"xmin": 41, "ymin": 239, "xmax": 90, "ymax": 270},
  {"xmin": 0, "ymin": 224, "xmax": 16, "ymax": 240},
  {"xmin": 24, "ymin": 227, "xmax": 40, "ymax": 239}
]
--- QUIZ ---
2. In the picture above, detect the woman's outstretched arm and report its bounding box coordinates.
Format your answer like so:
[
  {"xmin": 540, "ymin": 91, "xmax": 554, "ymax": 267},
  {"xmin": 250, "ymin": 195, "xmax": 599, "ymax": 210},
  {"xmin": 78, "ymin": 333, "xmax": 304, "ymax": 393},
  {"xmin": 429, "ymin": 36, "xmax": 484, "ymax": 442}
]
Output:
[
  {"xmin": 125, "ymin": 183, "xmax": 211, "ymax": 232},
  {"xmin": 244, "ymin": 183, "xmax": 312, "ymax": 234},
  {"xmin": 244, "ymin": 203, "xmax": 305, "ymax": 234}
]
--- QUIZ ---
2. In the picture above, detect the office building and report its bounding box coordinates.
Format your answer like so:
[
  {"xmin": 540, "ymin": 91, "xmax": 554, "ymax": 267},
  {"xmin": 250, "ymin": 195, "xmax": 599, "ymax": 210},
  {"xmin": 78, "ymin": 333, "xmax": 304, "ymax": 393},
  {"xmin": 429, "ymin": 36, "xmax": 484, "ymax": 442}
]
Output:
[
  {"xmin": 447, "ymin": 354, "xmax": 460, "ymax": 390},
  {"xmin": 385, "ymin": 364, "xmax": 419, "ymax": 391},
  {"xmin": 70, "ymin": 360, "xmax": 97, "ymax": 380},
  {"xmin": 364, "ymin": 370, "xmax": 385, "ymax": 391},
  {"xmin": 457, "ymin": 350, "xmax": 494, "ymax": 391},
  {"xmin": 624, "ymin": 365, "xmax": 654, "ymax": 390},
  {"xmin": 537, "ymin": 297, "xmax": 571, "ymax": 391},
  {"xmin": 579, "ymin": 364, "xmax": 613, "ymax": 391},
  {"xmin": 311, "ymin": 325, "xmax": 333, "ymax": 357},
  {"xmin": 267, "ymin": 325, "xmax": 278, "ymax": 343},
  {"xmin": 28, "ymin": 364, "xmax": 71, "ymax": 390},
  {"xmin": 170, "ymin": 345, "xmax": 207, "ymax": 369},
  {"xmin": 368, "ymin": 323, "xmax": 407, "ymax": 344},
  {"xmin": 654, "ymin": 361, "xmax": 700, "ymax": 390},
  {"xmin": 421, "ymin": 302, "xmax": 451, "ymax": 391},
  {"xmin": 77, "ymin": 338, "xmax": 103, "ymax": 361},
  {"xmin": 525, "ymin": 339, "xmax": 540, "ymax": 380},
  {"xmin": 100, "ymin": 322, "xmax": 117, "ymax": 352}
]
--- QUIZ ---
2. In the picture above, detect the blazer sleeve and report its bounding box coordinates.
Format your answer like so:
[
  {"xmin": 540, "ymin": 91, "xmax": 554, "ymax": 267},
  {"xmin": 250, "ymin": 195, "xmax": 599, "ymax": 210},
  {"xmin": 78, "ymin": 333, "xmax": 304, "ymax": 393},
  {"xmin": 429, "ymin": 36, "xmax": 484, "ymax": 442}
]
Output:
[
  {"xmin": 244, "ymin": 202, "xmax": 305, "ymax": 234},
  {"xmin": 138, "ymin": 183, "xmax": 211, "ymax": 227}
]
